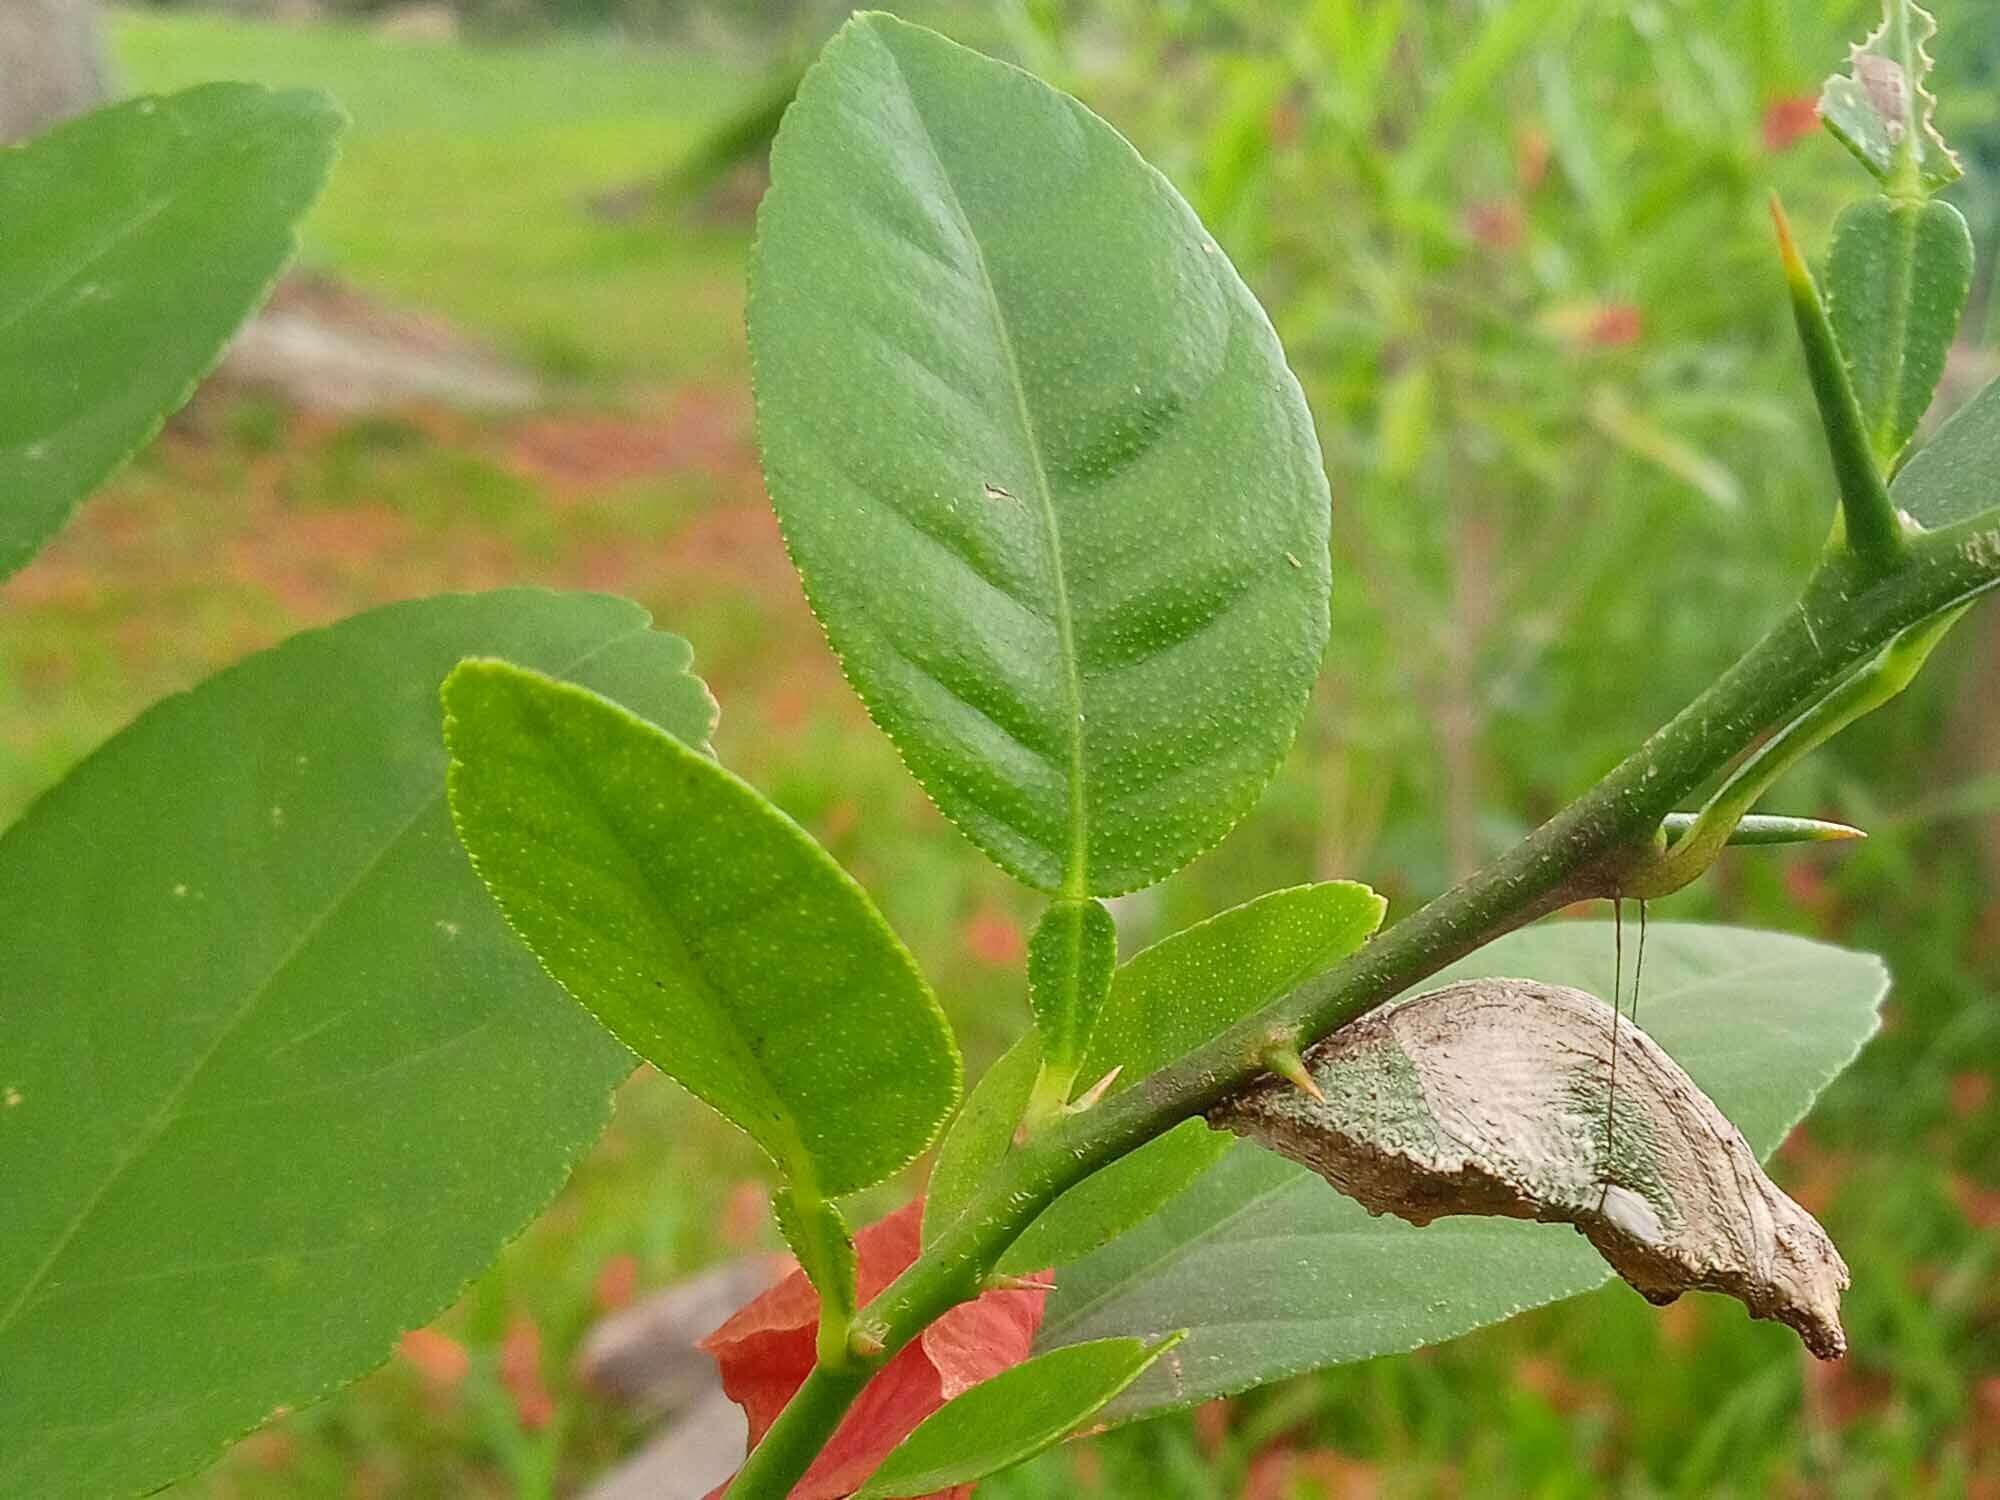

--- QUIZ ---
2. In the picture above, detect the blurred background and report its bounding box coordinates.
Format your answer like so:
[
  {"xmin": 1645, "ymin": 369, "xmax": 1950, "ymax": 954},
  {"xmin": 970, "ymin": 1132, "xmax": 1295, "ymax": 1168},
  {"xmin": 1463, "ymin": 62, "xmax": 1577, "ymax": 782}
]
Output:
[{"xmin": 5, "ymin": 0, "xmax": 1997, "ymax": 1495}]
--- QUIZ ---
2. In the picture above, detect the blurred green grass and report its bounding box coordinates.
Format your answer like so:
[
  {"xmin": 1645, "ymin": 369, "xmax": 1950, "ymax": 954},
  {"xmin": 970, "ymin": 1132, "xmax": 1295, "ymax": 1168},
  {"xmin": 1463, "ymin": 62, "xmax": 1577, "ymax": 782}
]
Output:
[
  {"xmin": 3, "ymin": 5, "xmax": 1988, "ymax": 1498},
  {"xmin": 114, "ymin": 8, "xmax": 754, "ymax": 381}
]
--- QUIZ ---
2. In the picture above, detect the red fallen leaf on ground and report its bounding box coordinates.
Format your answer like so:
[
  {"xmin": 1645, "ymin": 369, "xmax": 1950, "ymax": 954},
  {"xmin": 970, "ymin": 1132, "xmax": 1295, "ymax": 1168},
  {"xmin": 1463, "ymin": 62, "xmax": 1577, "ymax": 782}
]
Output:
[{"xmin": 700, "ymin": 1199, "xmax": 1050, "ymax": 1499}]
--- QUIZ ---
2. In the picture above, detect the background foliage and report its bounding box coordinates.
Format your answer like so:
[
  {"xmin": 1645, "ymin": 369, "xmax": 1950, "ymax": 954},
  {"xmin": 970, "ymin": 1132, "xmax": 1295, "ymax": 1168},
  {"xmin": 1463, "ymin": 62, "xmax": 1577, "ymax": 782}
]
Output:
[{"xmin": 6, "ymin": 1, "xmax": 1995, "ymax": 1495}]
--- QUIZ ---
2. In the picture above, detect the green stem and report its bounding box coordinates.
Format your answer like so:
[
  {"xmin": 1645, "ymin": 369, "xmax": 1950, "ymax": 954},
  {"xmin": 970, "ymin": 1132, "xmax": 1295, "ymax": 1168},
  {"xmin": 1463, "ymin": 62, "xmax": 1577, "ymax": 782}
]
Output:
[
  {"xmin": 724, "ymin": 517, "xmax": 2000, "ymax": 1500},
  {"xmin": 726, "ymin": 1362, "xmax": 875, "ymax": 1497},
  {"xmin": 1629, "ymin": 603, "xmax": 1967, "ymax": 896}
]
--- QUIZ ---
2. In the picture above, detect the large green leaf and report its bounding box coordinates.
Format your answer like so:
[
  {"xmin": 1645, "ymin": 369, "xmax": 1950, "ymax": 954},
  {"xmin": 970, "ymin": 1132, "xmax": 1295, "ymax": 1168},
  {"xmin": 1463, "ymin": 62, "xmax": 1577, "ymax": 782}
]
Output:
[
  {"xmin": 854, "ymin": 1335, "xmax": 1183, "ymax": 1499},
  {"xmin": 0, "ymin": 84, "xmax": 339, "ymax": 582},
  {"xmin": 750, "ymin": 14, "xmax": 1332, "ymax": 897},
  {"xmin": 443, "ymin": 661, "xmax": 961, "ymax": 1199},
  {"xmin": 1039, "ymin": 923, "xmax": 1886, "ymax": 1421},
  {"xmin": 1826, "ymin": 196, "xmax": 1973, "ymax": 467},
  {"xmin": 0, "ymin": 591, "xmax": 706, "ymax": 1499},
  {"xmin": 1892, "ymin": 375, "xmax": 2000, "ymax": 529},
  {"xmin": 925, "ymin": 883, "xmax": 1381, "ymax": 1266}
]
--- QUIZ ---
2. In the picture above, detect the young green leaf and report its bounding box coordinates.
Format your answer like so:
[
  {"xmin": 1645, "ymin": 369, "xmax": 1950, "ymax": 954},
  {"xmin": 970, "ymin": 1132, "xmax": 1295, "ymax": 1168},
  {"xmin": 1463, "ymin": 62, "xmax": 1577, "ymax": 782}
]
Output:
[
  {"xmin": 1819, "ymin": 0, "xmax": 1962, "ymax": 195},
  {"xmin": 854, "ymin": 1335, "xmax": 1184, "ymax": 1498},
  {"xmin": 1026, "ymin": 897, "xmax": 1118, "ymax": 1098},
  {"xmin": 1082, "ymin": 882, "xmax": 1387, "ymax": 1088},
  {"xmin": 924, "ymin": 1031, "xmax": 1230, "ymax": 1271},
  {"xmin": 1889, "ymin": 375, "xmax": 2000, "ymax": 529},
  {"xmin": 751, "ymin": 13, "xmax": 1333, "ymax": 897},
  {"xmin": 1826, "ymin": 195, "xmax": 1973, "ymax": 467},
  {"xmin": 996, "ymin": 1120, "xmax": 1230, "ymax": 1276},
  {"xmin": 0, "ymin": 84, "xmax": 340, "ymax": 581},
  {"xmin": 997, "ymin": 884, "xmax": 1382, "ymax": 1269},
  {"xmin": 442, "ymin": 660, "xmax": 960, "ymax": 1198},
  {"xmin": 924, "ymin": 1035, "xmax": 1042, "ymax": 1248},
  {"xmin": 772, "ymin": 1189, "xmax": 859, "ymax": 1362},
  {"xmin": 1039, "ymin": 924, "xmax": 1887, "ymax": 1423},
  {"xmin": 925, "ymin": 883, "xmax": 1380, "ymax": 1268},
  {"xmin": 0, "ymin": 591, "xmax": 704, "ymax": 1499}
]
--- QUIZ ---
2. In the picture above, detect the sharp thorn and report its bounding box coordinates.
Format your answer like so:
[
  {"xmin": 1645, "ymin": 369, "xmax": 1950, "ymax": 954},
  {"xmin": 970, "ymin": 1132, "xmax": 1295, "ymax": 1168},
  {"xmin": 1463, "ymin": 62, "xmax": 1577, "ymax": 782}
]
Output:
[
  {"xmin": 984, "ymin": 1272, "xmax": 1053, "ymax": 1294},
  {"xmin": 1266, "ymin": 1047, "xmax": 1325, "ymax": 1102},
  {"xmin": 1065, "ymin": 1065, "xmax": 1121, "ymax": 1114}
]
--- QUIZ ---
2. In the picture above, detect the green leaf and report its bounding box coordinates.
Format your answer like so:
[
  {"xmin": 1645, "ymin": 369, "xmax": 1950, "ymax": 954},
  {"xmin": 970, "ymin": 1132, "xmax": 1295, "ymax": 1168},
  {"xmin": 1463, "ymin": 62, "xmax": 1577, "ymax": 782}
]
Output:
[
  {"xmin": 854, "ymin": 1335, "xmax": 1184, "ymax": 1498},
  {"xmin": 0, "ymin": 590, "xmax": 707, "ymax": 1498},
  {"xmin": 927, "ymin": 884, "xmax": 1380, "ymax": 1268},
  {"xmin": 997, "ymin": 1120, "xmax": 1229, "ymax": 1276},
  {"xmin": 0, "ymin": 84, "xmax": 340, "ymax": 582},
  {"xmin": 1890, "ymin": 375, "xmax": 2000, "ymax": 529},
  {"xmin": 1027, "ymin": 898, "xmax": 1117, "ymax": 1083},
  {"xmin": 1819, "ymin": 0, "xmax": 1962, "ymax": 195},
  {"xmin": 1826, "ymin": 196, "xmax": 1973, "ymax": 467},
  {"xmin": 924, "ymin": 1033, "xmax": 1229, "ymax": 1271},
  {"xmin": 443, "ymin": 660, "xmax": 960, "ymax": 1198},
  {"xmin": 1082, "ymin": 882, "xmax": 1387, "ymax": 1088},
  {"xmin": 751, "ymin": 14, "xmax": 1332, "ymax": 897},
  {"xmin": 924, "ymin": 1034, "xmax": 1041, "ymax": 1248},
  {"xmin": 1039, "ymin": 923, "xmax": 1886, "ymax": 1422}
]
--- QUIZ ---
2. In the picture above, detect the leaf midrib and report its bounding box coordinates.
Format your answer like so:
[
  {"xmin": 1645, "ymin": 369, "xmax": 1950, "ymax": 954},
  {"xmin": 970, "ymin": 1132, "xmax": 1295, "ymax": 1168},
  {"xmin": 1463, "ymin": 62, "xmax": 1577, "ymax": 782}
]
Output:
[
  {"xmin": 1876, "ymin": 203, "xmax": 1920, "ymax": 458},
  {"xmin": 881, "ymin": 38, "xmax": 1090, "ymax": 897},
  {"xmin": 0, "ymin": 186, "xmax": 177, "ymax": 351},
  {"xmin": 500, "ymin": 681, "xmax": 823, "ymax": 1186}
]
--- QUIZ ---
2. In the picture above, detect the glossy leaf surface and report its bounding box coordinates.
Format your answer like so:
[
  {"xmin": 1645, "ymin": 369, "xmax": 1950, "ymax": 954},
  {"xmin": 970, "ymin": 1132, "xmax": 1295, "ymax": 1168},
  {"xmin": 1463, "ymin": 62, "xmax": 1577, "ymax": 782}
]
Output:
[
  {"xmin": 1039, "ymin": 923, "xmax": 1886, "ymax": 1421},
  {"xmin": 0, "ymin": 591, "xmax": 704, "ymax": 1498},
  {"xmin": 854, "ymin": 1335, "xmax": 1181, "ymax": 1498},
  {"xmin": 1826, "ymin": 196, "xmax": 1972, "ymax": 466},
  {"xmin": 751, "ymin": 14, "xmax": 1332, "ymax": 896},
  {"xmin": 0, "ymin": 84, "xmax": 339, "ymax": 581},
  {"xmin": 443, "ymin": 661, "xmax": 960, "ymax": 1198}
]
